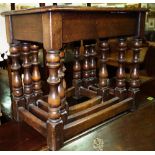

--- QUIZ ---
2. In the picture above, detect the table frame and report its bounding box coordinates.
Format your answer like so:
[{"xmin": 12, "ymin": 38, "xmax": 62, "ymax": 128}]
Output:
[{"xmin": 2, "ymin": 6, "xmax": 147, "ymax": 150}]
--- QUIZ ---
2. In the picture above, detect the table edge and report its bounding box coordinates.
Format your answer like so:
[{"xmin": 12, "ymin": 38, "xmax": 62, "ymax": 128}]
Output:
[{"xmin": 1, "ymin": 6, "xmax": 149, "ymax": 16}]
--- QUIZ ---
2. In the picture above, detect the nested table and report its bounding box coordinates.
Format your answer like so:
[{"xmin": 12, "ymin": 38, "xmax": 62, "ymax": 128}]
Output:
[{"xmin": 2, "ymin": 6, "xmax": 147, "ymax": 150}]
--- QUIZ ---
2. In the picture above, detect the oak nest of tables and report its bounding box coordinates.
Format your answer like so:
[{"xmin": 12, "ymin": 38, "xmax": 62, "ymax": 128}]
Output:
[{"xmin": 1, "ymin": 6, "xmax": 148, "ymax": 150}]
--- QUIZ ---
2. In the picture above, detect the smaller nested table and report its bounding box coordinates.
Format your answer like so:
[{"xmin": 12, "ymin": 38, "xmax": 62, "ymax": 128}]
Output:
[{"xmin": 2, "ymin": 6, "xmax": 147, "ymax": 150}]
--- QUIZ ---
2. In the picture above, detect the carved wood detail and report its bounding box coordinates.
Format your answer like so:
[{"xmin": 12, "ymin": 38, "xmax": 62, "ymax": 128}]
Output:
[
  {"xmin": 115, "ymin": 38, "xmax": 127, "ymax": 100},
  {"xmin": 46, "ymin": 50, "xmax": 63, "ymax": 150},
  {"xmin": 31, "ymin": 44, "xmax": 42, "ymax": 97}
]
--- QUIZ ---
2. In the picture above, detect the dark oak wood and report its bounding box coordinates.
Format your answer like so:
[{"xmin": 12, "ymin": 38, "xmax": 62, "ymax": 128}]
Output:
[
  {"xmin": 0, "ymin": 121, "xmax": 46, "ymax": 151},
  {"xmin": 31, "ymin": 44, "xmax": 42, "ymax": 98},
  {"xmin": 22, "ymin": 43, "xmax": 34, "ymax": 107},
  {"xmin": 0, "ymin": 94, "xmax": 154, "ymax": 151},
  {"xmin": 28, "ymin": 97, "xmax": 119, "ymax": 124},
  {"xmin": 98, "ymin": 40, "xmax": 109, "ymax": 100},
  {"xmin": 19, "ymin": 107, "xmax": 46, "ymax": 137},
  {"xmin": 46, "ymin": 50, "xmax": 64, "ymax": 150},
  {"xmin": 10, "ymin": 44, "xmax": 23, "ymax": 98},
  {"xmin": 115, "ymin": 38, "xmax": 127, "ymax": 99},
  {"xmin": 1, "ymin": 68, "xmax": 155, "ymax": 151},
  {"xmin": 69, "ymin": 96, "xmax": 102, "ymax": 115},
  {"xmin": 129, "ymin": 38, "xmax": 142, "ymax": 110},
  {"xmin": 129, "ymin": 38, "xmax": 142, "ymax": 91},
  {"xmin": 82, "ymin": 45, "xmax": 90, "ymax": 87},
  {"xmin": 18, "ymin": 96, "xmax": 133, "ymax": 141},
  {"xmin": 2, "ymin": 7, "xmax": 147, "ymax": 16},
  {"xmin": 10, "ymin": 43, "xmax": 25, "ymax": 120},
  {"xmin": 36, "ymin": 86, "xmax": 75, "ymax": 112},
  {"xmin": 61, "ymin": 95, "xmax": 155, "ymax": 151},
  {"xmin": 66, "ymin": 86, "xmax": 75, "ymax": 98},
  {"xmin": 37, "ymin": 99, "xmax": 48, "ymax": 112},
  {"xmin": 2, "ymin": 7, "xmax": 147, "ymax": 50},
  {"xmin": 89, "ymin": 44, "xmax": 97, "ymax": 83},
  {"xmin": 59, "ymin": 50, "xmax": 68, "ymax": 123},
  {"xmin": 29, "ymin": 104, "xmax": 48, "ymax": 122},
  {"xmin": 79, "ymin": 87, "xmax": 97, "ymax": 98},
  {"xmin": 64, "ymin": 97, "xmax": 133, "ymax": 140},
  {"xmin": 67, "ymin": 97, "xmax": 119, "ymax": 123},
  {"xmin": 72, "ymin": 47, "xmax": 82, "ymax": 99},
  {"xmin": 36, "ymin": 95, "xmax": 102, "ymax": 115},
  {"xmin": 0, "ymin": 95, "xmax": 154, "ymax": 151},
  {"xmin": 1, "ymin": 6, "xmax": 148, "ymax": 151}
]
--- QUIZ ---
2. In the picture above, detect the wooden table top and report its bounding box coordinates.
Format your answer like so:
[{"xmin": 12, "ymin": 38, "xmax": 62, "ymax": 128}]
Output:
[{"xmin": 1, "ymin": 6, "xmax": 148, "ymax": 16}]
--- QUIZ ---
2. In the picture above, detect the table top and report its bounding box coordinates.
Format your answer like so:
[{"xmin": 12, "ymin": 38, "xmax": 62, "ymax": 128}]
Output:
[{"xmin": 1, "ymin": 6, "xmax": 148, "ymax": 16}]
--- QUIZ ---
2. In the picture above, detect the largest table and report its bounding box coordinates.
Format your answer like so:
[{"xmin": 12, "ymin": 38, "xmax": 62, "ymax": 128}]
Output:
[{"xmin": 1, "ymin": 6, "xmax": 148, "ymax": 151}]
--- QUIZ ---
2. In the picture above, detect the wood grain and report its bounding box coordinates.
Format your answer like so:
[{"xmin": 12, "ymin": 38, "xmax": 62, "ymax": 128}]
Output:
[
  {"xmin": 64, "ymin": 97, "xmax": 133, "ymax": 140},
  {"xmin": 69, "ymin": 96, "xmax": 102, "ymax": 115},
  {"xmin": 12, "ymin": 14, "xmax": 43, "ymax": 42},
  {"xmin": 18, "ymin": 107, "xmax": 46, "ymax": 137},
  {"xmin": 68, "ymin": 97, "xmax": 119, "ymax": 123}
]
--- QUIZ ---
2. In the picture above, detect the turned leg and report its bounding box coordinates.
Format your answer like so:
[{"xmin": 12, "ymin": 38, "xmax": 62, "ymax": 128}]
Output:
[
  {"xmin": 10, "ymin": 43, "xmax": 25, "ymax": 121},
  {"xmin": 58, "ymin": 50, "xmax": 68, "ymax": 124},
  {"xmin": 72, "ymin": 47, "xmax": 82, "ymax": 99},
  {"xmin": 82, "ymin": 45, "xmax": 90, "ymax": 88},
  {"xmin": 46, "ymin": 50, "xmax": 63, "ymax": 151},
  {"xmin": 115, "ymin": 38, "xmax": 127, "ymax": 100},
  {"xmin": 31, "ymin": 44, "xmax": 42, "ymax": 98},
  {"xmin": 129, "ymin": 38, "xmax": 142, "ymax": 110},
  {"xmin": 98, "ymin": 40, "xmax": 109, "ymax": 100},
  {"xmin": 89, "ymin": 44, "xmax": 97, "ymax": 84},
  {"xmin": 21, "ymin": 43, "xmax": 33, "ymax": 108}
]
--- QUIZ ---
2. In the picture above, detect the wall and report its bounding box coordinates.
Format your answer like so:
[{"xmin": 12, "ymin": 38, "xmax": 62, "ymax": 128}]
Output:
[{"xmin": 0, "ymin": 3, "xmax": 10, "ymax": 61}]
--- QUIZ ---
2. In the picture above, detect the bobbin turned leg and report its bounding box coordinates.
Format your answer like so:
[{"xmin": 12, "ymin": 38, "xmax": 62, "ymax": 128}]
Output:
[
  {"xmin": 115, "ymin": 38, "xmax": 127, "ymax": 100},
  {"xmin": 82, "ymin": 45, "xmax": 90, "ymax": 88},
  {"xmin": 72, "ymin": 47, "xmax": 82, "ymax": 99},
  {"xmin": 31, "ymin": 44, "xmax": 42, "ymax": 99},
  {"xmin": 46, "ymin": 50, "xmax": 63, "ymax": 151},
  {"xmin": 22, "ymin": 43, "xmax": 34, "ymax": 108},
  {"xmin": 58, "ymin": 50, "xmax": 68, "ymax": 124},
  {"xmin": 98, "ymin": 40, "xmax": 109, "ymax": 101},
  {"xmin": 10, "ymin": 43, "xmax": 25, "ymax": 121},
  {"xmin": 129, "ymin": 38, "xmax": 142, "ymax": 110},
  {"xmin": 89, "ymin": 44, "xmax": 97, "ymax": 84}
]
